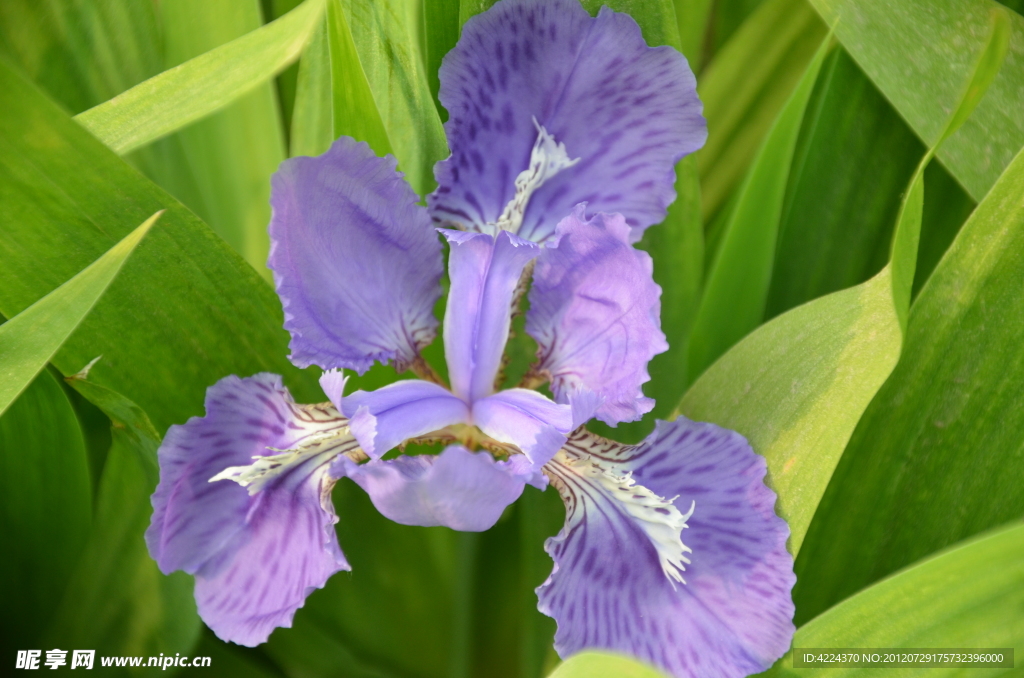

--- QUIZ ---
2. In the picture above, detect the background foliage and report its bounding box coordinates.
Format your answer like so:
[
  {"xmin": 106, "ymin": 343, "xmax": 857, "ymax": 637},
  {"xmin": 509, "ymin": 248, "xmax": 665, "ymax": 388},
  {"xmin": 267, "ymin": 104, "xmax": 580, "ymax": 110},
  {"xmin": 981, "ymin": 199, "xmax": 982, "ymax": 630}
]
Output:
[{"xmin": 0, "ymin": 0, "xmax": 1022, "ymax": 677}]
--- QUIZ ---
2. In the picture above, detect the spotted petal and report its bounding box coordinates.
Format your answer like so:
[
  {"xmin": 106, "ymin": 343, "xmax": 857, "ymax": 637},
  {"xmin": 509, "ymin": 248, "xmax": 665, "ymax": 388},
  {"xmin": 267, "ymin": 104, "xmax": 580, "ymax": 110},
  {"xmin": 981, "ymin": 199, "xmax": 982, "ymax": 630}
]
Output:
[
  {"xmin": 429, "ymin": 0, "xmax": 706, "ymax": 243},
  {"xmin": 269, "ymin": 136, "xmax": 443, "ymax": 373},
  {"xmin": 528, "ymin": 207, "xmax": 667, "ymax": 425},
  {"xmin": 146, "ymin": 374, "xmax": 356, "ymax": 646},
  {"xmin": 339, "ymin": 446, "xmax": 525, "ymax": 531},
  {"xmin": 537, "ymin": 419, "xmax": 795, "ymax": 678}
]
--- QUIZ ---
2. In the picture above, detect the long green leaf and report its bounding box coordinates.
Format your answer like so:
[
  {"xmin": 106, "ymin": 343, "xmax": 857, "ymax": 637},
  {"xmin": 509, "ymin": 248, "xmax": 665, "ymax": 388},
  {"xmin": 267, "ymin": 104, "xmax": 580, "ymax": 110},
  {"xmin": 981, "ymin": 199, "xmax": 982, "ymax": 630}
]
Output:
[
  {"xmin": 794, "ymin": 142, "xmax": 1024, "ymax": 624},
  {"xmin": 423, "ymin": 0, "xmax": 461, "ymax": 117},
  {"xmin": 805, "ymin": 0, "xmax": 1024, "ymax": 201},
  {"xmin": 0, "ymin": 213, "xmax": 159, "ymax": 417},
  {"xmin": 44, "ymin": 377, "xmax": 200, "ymax": 665},
  {"xmin": 74, "ymin": 0, "xmax": 325, "ymax": 155},
  {"xmin": 697, "ymin": 0, "xmax": 827, "ymax": 222},
  {"xmin": 0, "ymin": 59, "xmax": 319, "ymax": 433},
  {"xmin": 547, "ymin": 651, "xmax": 670, "ymax": 678},
  {"xmin": 674, "ymin": 0, "xmax": 714, "ymax": 70},
  {"xmin": 687, "ymin": 34, "xmax": 831, "ymax": 382},
  {"xmin": 776, "ymin": 522, "xmax": 1024, "ymax": 676},
  {"xmin": 290, "ymin": 16, "xmax": 335, "ymax": 158},
  {"xmin": 0, "ymin": 371, "xmax": 91, "ymax": 657},
  {"xmin": 147, "ymin": 0, "xmax": 288, "ymax": 279}
]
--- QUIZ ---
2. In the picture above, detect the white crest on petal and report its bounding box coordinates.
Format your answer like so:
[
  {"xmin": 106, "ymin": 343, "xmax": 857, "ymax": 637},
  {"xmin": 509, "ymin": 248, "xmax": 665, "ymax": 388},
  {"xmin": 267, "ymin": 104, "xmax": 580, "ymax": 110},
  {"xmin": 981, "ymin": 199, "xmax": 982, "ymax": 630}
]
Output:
[
  {"xmin": 547, "ymin": 431, "xmax": 695, "ymax": 587},
  {"xmin": 493, "ymin": 119, "xmax": 580, "ymax": 234}
]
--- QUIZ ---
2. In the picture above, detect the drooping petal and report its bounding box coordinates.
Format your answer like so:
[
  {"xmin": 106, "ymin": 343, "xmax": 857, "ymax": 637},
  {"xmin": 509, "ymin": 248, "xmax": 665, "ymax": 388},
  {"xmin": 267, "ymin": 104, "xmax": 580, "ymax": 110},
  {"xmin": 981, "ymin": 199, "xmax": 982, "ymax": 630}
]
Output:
[
  {"xmin": 339, "ymin": 446, "xmax": 525, "ymax": 531},
  {"xmin": 537, "ymin": 419, "xmax": 795, "ymax": 678},
  {"xmin": 442, "ymin": 229, "xmax": 540, "ymax": 402},
  {"xmin": 527, "ymin": 207, "xmax": 667, "ymax": 425},
  {"xmin": 342, "ymin": 379, "xmax": 470, "ymax": 459},
  {"xmin": 269, "ymin": 136, "xmax": 443, "ymax": 373},
  {"xmin": 472, "ymin": 388, "xmax": 572, "ymax": 469},
  {"xmin": 429, "ymin": 0, "xmax": 706, "ymax": 243},
  {"xmin": 146, "ymin": 374, "xmax": 357, "ymax": 646}
]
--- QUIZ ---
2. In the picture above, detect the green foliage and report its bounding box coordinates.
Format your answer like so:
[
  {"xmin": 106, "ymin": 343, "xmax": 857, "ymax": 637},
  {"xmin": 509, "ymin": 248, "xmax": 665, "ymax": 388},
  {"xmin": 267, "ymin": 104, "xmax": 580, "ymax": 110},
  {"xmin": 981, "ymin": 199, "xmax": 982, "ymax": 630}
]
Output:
[
  {"xmin": 0, "ymin": 214, "xmax": 158, "ymax": 417},
  {"xmin": 548, "ymin": 650, "xmax": 671, "ymax": 678},
  {"xmin": 0, "ymin": 371, "xmax": 91, "ymax": 657},
  {"xmin": 776, "ymin": 522, "xmax": 1024, "ymax": 677}
]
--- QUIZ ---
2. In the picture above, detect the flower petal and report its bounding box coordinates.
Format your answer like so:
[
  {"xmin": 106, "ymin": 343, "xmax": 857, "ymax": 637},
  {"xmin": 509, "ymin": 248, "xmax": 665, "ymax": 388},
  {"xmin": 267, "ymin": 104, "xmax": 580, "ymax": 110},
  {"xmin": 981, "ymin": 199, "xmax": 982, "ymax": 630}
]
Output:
[
  {"xmin": 442, "ymin": 229, "xmax": 540, "ymax": 402},
  {"xmin": 341, "ymin": 379, "xmax": 470, "ymax": 459},
  {"xmin": 537, "ymin": 420, "xmax": 795, "ymax": 678},
  {"xmin": 429, "ymin": 0, "xmax": 706, "ymax": 243},
  {"xmin": 146, "ymin": 374, "xmax": 355, "ymax": 646},
  {"xmin": 527, "ymin": 207, "xmax": 667, "ymax": 425},
  {"xmin": 269, "ymin": 136, "xmax": 443, "ymax": 373},
  {"xmin": 341, "ymin": 446, "xmax": 525, "ymax": 531},
  {"xmin": 472, "ymin": 388, "xmax": 571, "ymax": 469}
]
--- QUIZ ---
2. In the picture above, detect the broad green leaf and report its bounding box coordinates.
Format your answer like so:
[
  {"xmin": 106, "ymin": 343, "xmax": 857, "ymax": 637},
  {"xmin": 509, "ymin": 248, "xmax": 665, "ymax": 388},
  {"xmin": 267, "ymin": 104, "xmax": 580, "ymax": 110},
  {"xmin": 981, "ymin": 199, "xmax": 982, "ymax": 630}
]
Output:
[
  {"xmin": 423, "ymin": 0, "xmax": 461, "ymax": 117},
  {"xmin": 697, "ymin": 0, "xmax": 827, "ymax": 222},
  {"xmin": 678, "ymin": 13, "xmax": 1007, "ymax": 554},
  {"xmin": 708, "ymin": 0, "xmax": 769, "ymax": 54},
  {"xmin": 805, "ymin": 0, "xmax": 1024, "ymax": 201},
  {"xmin": 0, "ymin": 371, "xmax": 90, "ymax": 656},
  {"xmin": 0, "ymin": 59, "xmax": 320, "ymax": 433},
  {"xmin": 777, "ymin": 522, "xmax": 1024, "ymax": 676},
  {"xmin": 547, "ymin": 651, "xmax": 670, "ymax": 678},
  {"xmin": 290, "ymin": 16, "xmax": 335, "ymax": 157},
  {"xmin": 148, "ymin": 0, "xmax": 288, "ymax": 279},
  {"xmin": 338, "ymin": 0, "xmax": 448, "ymax": 195},
  {"xmin": 687, "ymin": 35, "xmax": 831, "ymax": 381},
  {"xmin": 674, "ymin": 0, "xmax": 714, "ymax": 70},
  {"xmin": 74, "ymin": 0, "xmax": 325, "ymax": 155},
  {"xmin": 0, "ymin": 213, "xmax": 158, "ymax": 417},
  {"xmin": 45, "ymin": 377, "xmax": 200, "ymax": 668},
  {"xmin": 794, "ymin": 142, "xmax": 1024, "ymax": 624}
]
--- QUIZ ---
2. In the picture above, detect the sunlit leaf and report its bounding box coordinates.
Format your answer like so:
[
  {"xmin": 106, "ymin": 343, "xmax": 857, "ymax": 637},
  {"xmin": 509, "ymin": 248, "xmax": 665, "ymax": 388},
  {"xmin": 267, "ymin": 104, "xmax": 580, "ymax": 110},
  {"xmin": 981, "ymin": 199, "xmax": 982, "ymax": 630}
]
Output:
[
  {"xmin": 795, "ymin": 142, "xmax": 1024, "ymax": 624},
  {"xmin": 687, "ymin": 35, "xmax": 831, "ymax": 381},
  {"xmin": 0, "ymin": 371, "xmax": 90, "ymax": 657},
  {"xmin": 805, "ymin": 0, "xmax": 1024, "ymax": 201},
  {"xmin": 776, "ymin": 522, "xmax": 1024, "ymax": 676},
  {"xmin": 0, "ymin": 213, "xmax": 158, "ymax": 418},
  {"xmin": 74, "ymin": 0, "xmax": 325, "ymax": 155},
  {"xmin": 547, "ymin": 651, "xmax": 670, "ymax": 678},
  {"xmin": 290, "ymin": 16, "xmax": 334, "ymax": 158},
  {"xmin": 44, "ymin": 377, "xmax": 200, "ymax": 666}
]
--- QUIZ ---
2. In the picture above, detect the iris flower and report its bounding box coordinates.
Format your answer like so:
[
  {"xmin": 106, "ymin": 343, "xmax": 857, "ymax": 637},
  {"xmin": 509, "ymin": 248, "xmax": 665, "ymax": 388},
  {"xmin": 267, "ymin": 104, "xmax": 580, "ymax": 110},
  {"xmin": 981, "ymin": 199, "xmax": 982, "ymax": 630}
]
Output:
[{"xmin": 146, "ymin": 1, "xmax": 795, "ymax": 676}]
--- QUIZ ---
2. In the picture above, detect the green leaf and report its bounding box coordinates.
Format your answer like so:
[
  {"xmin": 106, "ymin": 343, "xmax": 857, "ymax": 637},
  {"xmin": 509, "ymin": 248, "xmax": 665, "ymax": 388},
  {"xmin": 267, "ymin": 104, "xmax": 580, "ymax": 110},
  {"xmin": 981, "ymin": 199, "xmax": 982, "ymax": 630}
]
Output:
[
  {"xmin": 0, "ymin": 212, "xmax": 158, "ymax": 418},
  {"xmin": 775, "ymin": 522, "xmax": 1024, "ymax": 676},
  {"xmin": 0, "ymin": 371, "xmax": 91, "ymax": 655},
  {"xmin": 697, "ymin": 0, "xmax": 827, "ymax": 222},
  {"xmin": 337, "ymin": 0, "xmax": 448, "ymax": 195},
  {"xmin": 290, "ymin": 16, "xmax": 335, "ymax": 157},
  {"xmin": 547, "ymin": 651, "xmax": 671, "ymax": 678},
  {"xmin": 580, "ymin": 0, "xmax": 682, "ymax": 48},
  {"xmin": 44, "ymin": 377, "xmax": 200, "ymax": 666},
  {"xmin": 74, "ymin": 0, "xmax": 325, "ymax": 155},
  {"xmin": 805, "ymin": 0, "xmax": 1024, "ymax": 202},
  {"xmin": 794, "ymin": 142, "xmax": 1024, "ymax": 624},
  {"xmin": 687, "ymin": 34, "xmax": 831, "ymax": 381},
  {"xmin": 423, "ymin": 0, "xmax": 461, "ymax": 117},
  {"xmin": 674, "ymin": 0, "xmax": 714, "ymax": 70},
  {"xmin": 0, "ymin": 59, "xmax": 321, "ymax": 433},
  {"xmin": 146, "ymin": 0, "xmax": 288, "ymax": 279}
]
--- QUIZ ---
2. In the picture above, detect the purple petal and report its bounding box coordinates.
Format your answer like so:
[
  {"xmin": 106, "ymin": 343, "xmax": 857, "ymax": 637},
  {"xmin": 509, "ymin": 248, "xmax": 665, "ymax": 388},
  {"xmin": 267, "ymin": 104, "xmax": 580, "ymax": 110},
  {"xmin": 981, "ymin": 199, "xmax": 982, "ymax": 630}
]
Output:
[
  {"xmin": 341, "ymin": 446, "xmax": 525, "ymax": 531},
  {"xmin": 538, "ymin": 419, "xmax": 795, "ymax": 678},
  {"xmin": 429, "ymin": 0, "xmax": 706, "ymax": 243},
  {"xmin": 269, "ymin": 136, "xmax": 443, "ymax": 374},
  {"xmin": 341, "ymin": 379, "xmax": 470, "ymax": 458},
  {"xmin": 146, "ymin": 374, "xmax": 354, "ymax": 646},
  {"xmin": 442, "ymin": 229, "xmax": 540, "ymax": 402},
  {"xmin": 527, "ymin": 207, "xmax": 667, "ymax": 425},
  {"xmin": 472, "ymin": 388, "xmax": 571, "ymax": 469}
]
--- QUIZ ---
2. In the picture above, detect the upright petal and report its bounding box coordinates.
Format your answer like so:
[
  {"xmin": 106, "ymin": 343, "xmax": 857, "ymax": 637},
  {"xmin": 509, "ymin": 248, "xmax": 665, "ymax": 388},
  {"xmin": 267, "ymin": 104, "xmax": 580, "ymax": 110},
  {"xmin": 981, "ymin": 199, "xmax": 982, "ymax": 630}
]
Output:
[
  {"xmin": 472, "ymin": 388, "xmax": 572, "ymax": 469},
  {"xmin": 146, "ymin": 374, "xmax": 356, "ymax": 646},
  {"xmin": 429, "ymin": 0, "xmax": 706, "ymax": 243},
  {"xmin": 269, "ymin": 136, "xmax": 443, "ymax": 373},
  {"xmin": 527, "ymin": 207, "xmax": 667, "ymax": 425},
  {"xmin": 340, "ymin": 445, "xmax": 525, "ymax": 531},
  {"xmin": 342, "ymin": 379, "xmax": 470, "ymax": 459},
  {"xmin": 537, "ymin": 420, "xmax": 795, "ymax": 678},
  {"xmin": 443, "ymin": 230, "xmax": 539, "ymax": 402}
]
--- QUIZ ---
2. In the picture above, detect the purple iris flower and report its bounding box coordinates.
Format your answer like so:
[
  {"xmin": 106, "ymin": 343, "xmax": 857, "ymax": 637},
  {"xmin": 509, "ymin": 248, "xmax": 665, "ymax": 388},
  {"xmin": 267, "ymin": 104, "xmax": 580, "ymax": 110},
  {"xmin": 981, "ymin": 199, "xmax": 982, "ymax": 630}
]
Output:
[{"xmin": 145, "ymin": 1, "xmax": 795, "ymax": 676}]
